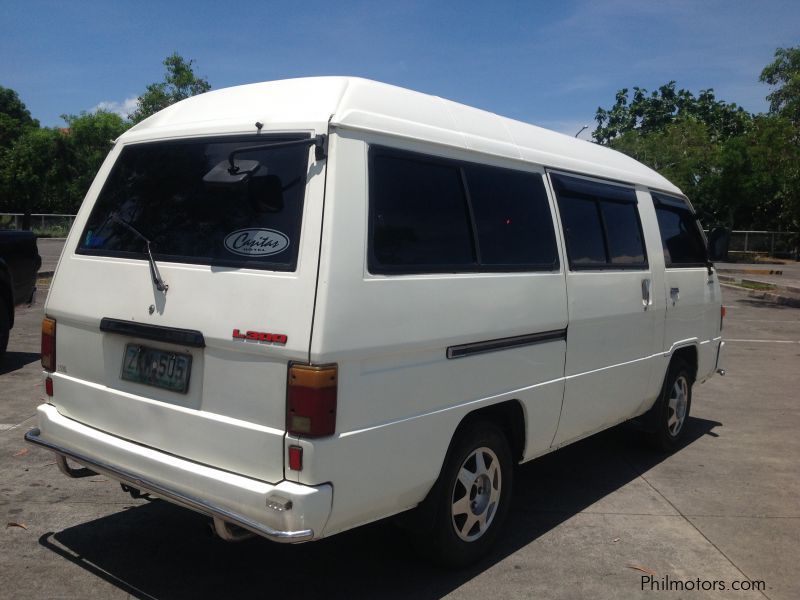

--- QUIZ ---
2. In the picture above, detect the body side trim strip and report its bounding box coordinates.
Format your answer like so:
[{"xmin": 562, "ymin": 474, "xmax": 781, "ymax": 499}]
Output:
[{"xmin": 446, "ymin": 328, "xmax": 567, "ymax": 359}]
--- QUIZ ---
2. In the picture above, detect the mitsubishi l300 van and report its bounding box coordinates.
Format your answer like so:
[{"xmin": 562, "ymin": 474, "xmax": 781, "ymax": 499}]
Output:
[{"xmin": 26, "ymin": 77, "xmax": 724, "ymax": 566}]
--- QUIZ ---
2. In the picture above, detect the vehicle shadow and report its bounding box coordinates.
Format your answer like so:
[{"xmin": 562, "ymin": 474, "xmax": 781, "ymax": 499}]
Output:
[
  {"xmin": 0, "ymin": 351, "xmax": 40, "ymax": 375},
  {"xmin": 38, "ymin": 417, "xmax": 720, "ymax": 600}
]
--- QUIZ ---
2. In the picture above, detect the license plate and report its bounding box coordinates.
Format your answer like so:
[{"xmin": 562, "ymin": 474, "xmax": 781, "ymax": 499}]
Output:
[{"xmin": 120, "ymin": 344, "xmax": 192, "ymax": 393}]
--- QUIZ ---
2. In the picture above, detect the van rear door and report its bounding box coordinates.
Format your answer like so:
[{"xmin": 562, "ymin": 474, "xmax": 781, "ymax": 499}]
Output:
[{"xmin": 44, "ymin": 133, "xmax": 324, "ymax": 483}]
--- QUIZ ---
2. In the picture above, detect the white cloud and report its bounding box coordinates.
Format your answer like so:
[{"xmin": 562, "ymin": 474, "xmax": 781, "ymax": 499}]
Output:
[{"xmin": 91, "ymin": 96, "xmax": 139, "ymax": 118}]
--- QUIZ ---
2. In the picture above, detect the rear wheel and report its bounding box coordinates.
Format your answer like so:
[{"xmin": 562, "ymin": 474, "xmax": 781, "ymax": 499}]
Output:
[
  {"xmin": 0, "ymin": 295, "xmax": 10, "ymax": 361},
  {"xmin": 424, "ymin": 421, "xmax": 513, "ymax": 567},
  {"xmin": 649, "ymin": 359, "xmax": 693, "ymax": 451}
]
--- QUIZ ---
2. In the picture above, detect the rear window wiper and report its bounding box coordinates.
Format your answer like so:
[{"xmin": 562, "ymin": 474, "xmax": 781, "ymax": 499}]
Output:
[{"xmin": 110, "ymin": 213, "xmax": 169, "ymax": 293}]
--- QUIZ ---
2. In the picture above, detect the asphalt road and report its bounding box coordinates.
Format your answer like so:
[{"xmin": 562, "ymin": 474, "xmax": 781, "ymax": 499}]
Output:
[{"xmin": 1, "ymin": 285, "xmax": 798, "ymax": 600}]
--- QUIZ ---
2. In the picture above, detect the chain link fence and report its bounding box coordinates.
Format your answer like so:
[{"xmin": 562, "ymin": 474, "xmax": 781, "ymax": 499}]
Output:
[{"xmin": 0, "ymin": 213, "xmax": 76, "ymax": 237}]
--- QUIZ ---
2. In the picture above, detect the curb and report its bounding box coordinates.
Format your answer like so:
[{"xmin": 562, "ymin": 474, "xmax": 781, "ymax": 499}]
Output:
[
  {"xmin": 717, "ymin": 274, "xmax": 800, "ymax": 296},
  {"xmin": 719, "ymin": 282, "xmax": 800, "ymax": 308},
  {"xmin": 717, "ymin": 268, "xmax": 784, "ymax": 276}
]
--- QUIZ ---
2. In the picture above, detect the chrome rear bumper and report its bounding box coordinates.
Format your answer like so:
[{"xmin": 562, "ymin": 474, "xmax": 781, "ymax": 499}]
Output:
[{"xmin": 25, "ymin": 405, "xmax": 331, "ymax": 543}]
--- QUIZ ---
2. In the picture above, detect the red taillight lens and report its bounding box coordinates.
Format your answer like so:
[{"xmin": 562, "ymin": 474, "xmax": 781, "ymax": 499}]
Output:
[
  {"xmin": 287, "ymin": 364, "xmax": 337, "ymax": 437},
  {"xmin": 41, "ymin": 317, "xmax": 56, "ymax": 372},
  {"xmin": 45, "ymin": 376, "xmax": 53, "ymax": 397},
  {"xmin": 288, "ymin": 445, "xmax": 303, "ymax": 471},
  {"xmin": 720, "ymin": 305, "xmax": 726, "ymax": 331}
]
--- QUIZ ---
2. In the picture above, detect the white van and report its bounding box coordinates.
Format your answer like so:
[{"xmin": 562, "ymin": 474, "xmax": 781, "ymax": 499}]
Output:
[{"xmin": 26, "ymin": 77, "xmax": 724, "ymax": 566}]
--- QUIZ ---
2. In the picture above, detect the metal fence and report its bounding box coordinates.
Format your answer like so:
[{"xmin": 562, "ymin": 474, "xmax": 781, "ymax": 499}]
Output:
[
  {"xmin": 0, "ymin": 213, "xmax": 76, "ymax": 236},
  {"xmin": 726, "ymin": 230, "xmax": 798, "ymax": 258}
]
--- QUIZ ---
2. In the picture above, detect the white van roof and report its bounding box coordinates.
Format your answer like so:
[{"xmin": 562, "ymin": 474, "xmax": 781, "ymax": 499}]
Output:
[{"xmin": 122, "ymin": 76, "xmax": 682, "ymax": 195}]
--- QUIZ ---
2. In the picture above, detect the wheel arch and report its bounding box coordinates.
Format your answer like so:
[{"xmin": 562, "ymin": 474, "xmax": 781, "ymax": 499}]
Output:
[
  {"xmin": 455, "ymin": 399, "xmax": 526, "ymax": 464},
  {"xmin": 670, "ymin": 344, "xmax": 698, "ymax": 381}
]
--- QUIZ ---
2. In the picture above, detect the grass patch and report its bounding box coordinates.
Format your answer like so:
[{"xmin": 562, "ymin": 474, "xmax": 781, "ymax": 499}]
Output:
[
  {"xmin": 32, "ymin": 225, "xmax": 71, "ymax": 238},
  {"xmin": 739, "ymin": 281, "xmax": 776, "ymax": 291}
]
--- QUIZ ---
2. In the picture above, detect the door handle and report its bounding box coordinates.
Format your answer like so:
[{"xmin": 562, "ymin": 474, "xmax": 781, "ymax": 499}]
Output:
[
  {"xmin": 670, "ymin": 287, "xmax": 680, "ymax": 304},
  {"xmin": 641, "ymin": 279, "xmax": 652, "ymax": 309}
]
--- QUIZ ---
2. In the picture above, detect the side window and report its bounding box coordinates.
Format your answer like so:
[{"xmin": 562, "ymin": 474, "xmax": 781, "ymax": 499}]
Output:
[
  {"xmin": 652, "ymin": 193, "xmax": 707, "ymax": 267},
  {"xmin": 551, "ymin": 173, "xmax": 648, "ymax": 270},
  {"xmin": 370, "ymin": 153, "xmax": 474, "ymax": 271},
  {"xmin": 369, "ymin": 147, "xmax": 560, "ymax": 274},
  {"xmin": 465, "ymin": 164, "xmax": 558, "ymax": 269}
]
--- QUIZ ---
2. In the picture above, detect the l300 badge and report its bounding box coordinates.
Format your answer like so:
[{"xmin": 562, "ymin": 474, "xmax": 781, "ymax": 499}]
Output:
[{"xmin": 232, "ymin": 329, "xmax": 288, "ymax": 345}]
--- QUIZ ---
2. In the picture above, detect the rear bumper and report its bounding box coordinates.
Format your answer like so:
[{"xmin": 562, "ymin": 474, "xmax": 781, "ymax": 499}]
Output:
[{"xmin": 26, "ymin": 404, "xmax": 332, "ymax": 543}]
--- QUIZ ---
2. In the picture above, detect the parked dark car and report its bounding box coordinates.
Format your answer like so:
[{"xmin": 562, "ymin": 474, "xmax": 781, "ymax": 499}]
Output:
[{"xmin": 0, "ymin": 230, "xmax": 42, "ymax": 359}]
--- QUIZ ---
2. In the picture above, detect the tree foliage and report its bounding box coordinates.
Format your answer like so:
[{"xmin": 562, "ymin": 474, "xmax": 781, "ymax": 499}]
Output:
[
  {"xmin": 760, "ymin": 46, "xmax": 800, "ymax": 125},
  {"xmin": 0, "ymin": 86, "xmax": 39, "ymax": 152},
  {"xmin": 593, "ymin": 48, "xmax": 800, "ymax": 232},
  {"xmin": 593, "ymin": 81, "xmax": 750, "ymax": 145},
  {"xmin": 0, "ymin": 111, "xmax": 128, "ymax": 215},
  {"xmin": 129, "ymin": 53, "xmax": 211, "ymax": 124}
]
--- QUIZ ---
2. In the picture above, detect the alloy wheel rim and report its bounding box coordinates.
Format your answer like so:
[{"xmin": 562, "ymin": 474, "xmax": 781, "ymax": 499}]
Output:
[
  {"xmin": 667, "ymin": 375, "xmax": 689, "ymax": 437},
  {"xmin": 451, "ymin": 446, "xmax": 501, "ymax": 542}
]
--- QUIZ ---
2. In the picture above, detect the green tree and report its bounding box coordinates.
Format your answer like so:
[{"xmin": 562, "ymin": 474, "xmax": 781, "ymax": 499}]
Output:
[
  {"xmin": 0, "ymin": 86, "xmax": 39, "ymax": 153},
  {"xmin": 593, "ymin": 82, "xmax": 750, "ymax": 145},
  {"xmin": 129, "ymin": 53, "xmax": 211, "ymax": 124},
  {"xmin": 760, "ymin": 46, "xmax": 800, "ymax": 125},
  {"xmin": 608, "ymin": 117, "xmax": 726, "ymax": 221},
  {"xmin": 720, "ymin": 116, "xmax": 800, "ymax": 231},
  {"xmin": 0, "ymin": 127, "xmax": 63, "ymax": 217},
  {"xmin": 58, "ymin": 111, "xmax": 129, "ymax": 211}
]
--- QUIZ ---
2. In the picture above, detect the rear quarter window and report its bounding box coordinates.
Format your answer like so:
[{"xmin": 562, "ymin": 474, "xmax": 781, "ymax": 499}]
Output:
[{"xmin": 77, "ymin": 135, "xmax": 311, "ymax": 271}]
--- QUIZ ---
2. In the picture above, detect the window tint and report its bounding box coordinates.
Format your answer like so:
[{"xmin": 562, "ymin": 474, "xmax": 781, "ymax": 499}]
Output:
[
  {"xmin": 369, "ymin": 147, "xmax": 560, "ymax": 274},
  {"xmin": 370, "ymin": 153, "xmax": 474, "ymax": 270},
  {"xmin": 78, "ymin": 135, "xmax": 310, "ymax": 271},
  {"xmin": 556, "ymin": 197, "xmax": 606, "ymax": 265},
  {"xmin": 465, "ymin": 164, "xmax": 558, "ymax": 268},
  {"xmin": 602, "ymin": 201, "xmax": 646, "ymax": 264},
  {"xmin": 653, "ymin": 193, "xmax": 707, "ymax": 266},
  {"xmin": 552, "ymin": 173, "xmax": 647, "ymax": 270}
]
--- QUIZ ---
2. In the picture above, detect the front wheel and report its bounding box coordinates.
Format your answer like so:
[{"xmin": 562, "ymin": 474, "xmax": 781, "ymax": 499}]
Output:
[{"xmin": 424, "ymin": 421, "xmax": 513, "ymax": 567}]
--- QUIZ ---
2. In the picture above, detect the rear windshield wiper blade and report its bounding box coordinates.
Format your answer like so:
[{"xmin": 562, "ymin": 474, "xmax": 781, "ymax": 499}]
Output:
[{"xmin": 110, "ymin": 213, "xmax": 169, "ymax": 293}]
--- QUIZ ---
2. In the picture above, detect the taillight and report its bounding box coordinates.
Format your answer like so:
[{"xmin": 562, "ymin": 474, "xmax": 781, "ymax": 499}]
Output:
[
  {"xmin": 41, "ymin": 317, "xmax": 56, "ymax": 372},
  {"xmin": 287, "ymin": 364, "xmax": 337, "ymax": 437},
  {"xmin": 720, "ymin": 305, "xmax": 726, "ymax": 331}
]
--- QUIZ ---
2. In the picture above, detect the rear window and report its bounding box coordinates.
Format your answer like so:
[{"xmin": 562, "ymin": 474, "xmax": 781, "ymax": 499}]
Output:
[{"xmin": 77, "ymin": 135, "xmax": 311, "ymax": 271}]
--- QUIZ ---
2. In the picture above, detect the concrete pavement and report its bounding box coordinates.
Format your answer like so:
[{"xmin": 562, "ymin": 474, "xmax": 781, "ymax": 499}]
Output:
[{"xmin": 1, "ymin": 286, "xmax": 798, "ymax": 599}]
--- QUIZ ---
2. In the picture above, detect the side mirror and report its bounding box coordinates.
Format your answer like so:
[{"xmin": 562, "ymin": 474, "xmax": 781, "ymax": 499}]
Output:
[{"xmin": 707, "ymin": 227, "xmax": 730, "ymax": 262}]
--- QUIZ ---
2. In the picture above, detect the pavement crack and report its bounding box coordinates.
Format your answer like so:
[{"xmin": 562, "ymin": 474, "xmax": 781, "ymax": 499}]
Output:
[{"xmin": 632, "ymin": 467, "xmax": 773, "ymax": 600}]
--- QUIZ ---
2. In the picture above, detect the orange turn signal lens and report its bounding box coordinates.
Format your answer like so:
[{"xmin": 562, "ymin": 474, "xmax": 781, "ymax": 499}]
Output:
[{"xmin": 41, "ymin": 317, "xmax": 56, "ymax": 372}]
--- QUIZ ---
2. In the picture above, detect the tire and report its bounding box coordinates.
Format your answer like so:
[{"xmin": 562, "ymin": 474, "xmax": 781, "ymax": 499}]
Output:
[
  {"xmin": 0, "ymin": 295, "xmax": 10, "ymax": 362},
  {"xmin": 422, "ymin": 421, "xmax": 513, "ymax": 568},
  {"xmin": 649, "ymin": 359, "xmax": 693, "ymax": 452}
]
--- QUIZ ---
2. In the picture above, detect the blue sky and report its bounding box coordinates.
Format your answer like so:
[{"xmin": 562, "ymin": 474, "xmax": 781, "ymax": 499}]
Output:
[{"xmin": 1, "ymin": 0, "xmax": 797, "ymax": 139}]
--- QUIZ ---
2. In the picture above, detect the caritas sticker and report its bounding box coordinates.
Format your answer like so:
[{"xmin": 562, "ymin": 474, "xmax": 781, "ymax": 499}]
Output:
[{"xmin": 224, "ymin": 228, "xmax": 290, "ymax": 257}]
